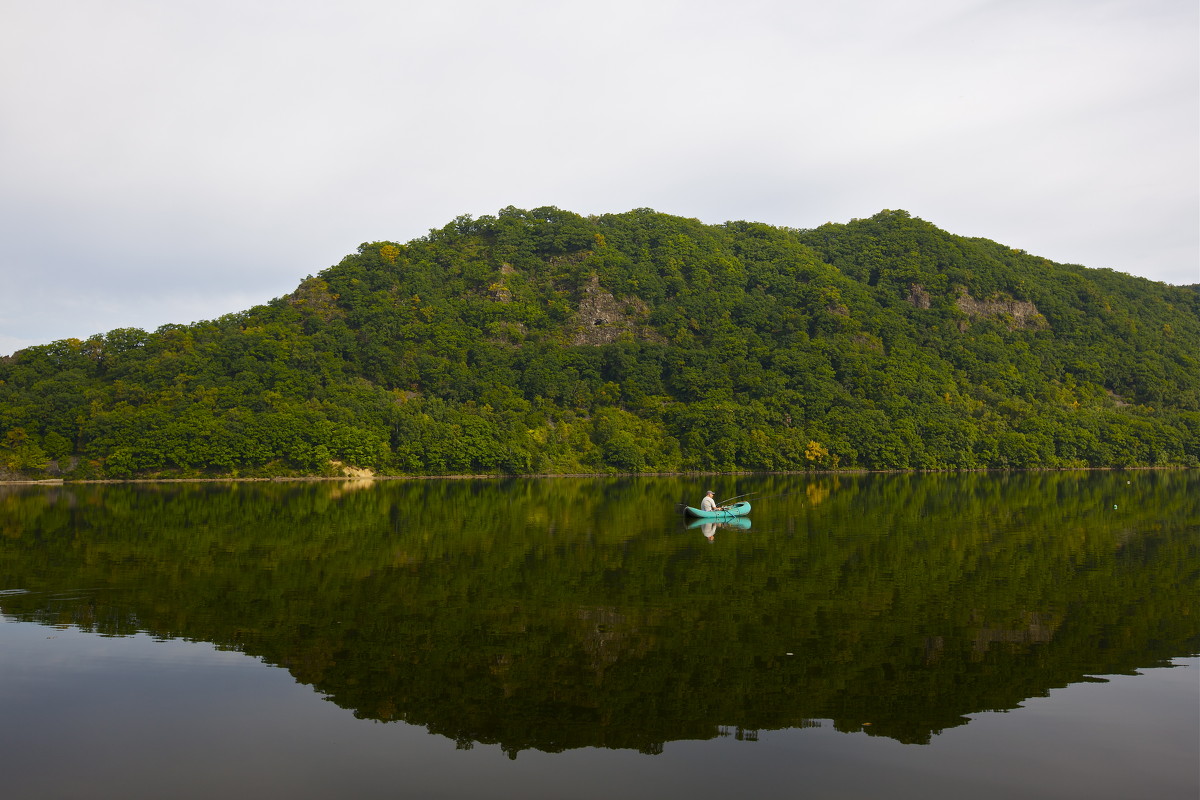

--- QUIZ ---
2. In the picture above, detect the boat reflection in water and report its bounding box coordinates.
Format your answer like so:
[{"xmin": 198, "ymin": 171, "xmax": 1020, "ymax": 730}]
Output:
[{"xmin": 688, "ymin": 516, "xmax": 752, "ymax": 540}]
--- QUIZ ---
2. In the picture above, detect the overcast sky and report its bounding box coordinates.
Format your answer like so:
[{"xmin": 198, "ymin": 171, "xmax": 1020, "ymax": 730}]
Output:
[{"xmin": 1, "ymin": 0, "xmax": 1196, "ymax": 355}]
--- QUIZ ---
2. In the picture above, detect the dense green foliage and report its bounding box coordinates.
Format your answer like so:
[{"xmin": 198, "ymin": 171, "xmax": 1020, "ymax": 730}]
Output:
[
  {"xmin": 2, "ymin": 208, "xmax": 1197, "ymax": 477},
  {"xmin": 2, "ymin": 473, "xmax": 1196, "ymax": 752}
]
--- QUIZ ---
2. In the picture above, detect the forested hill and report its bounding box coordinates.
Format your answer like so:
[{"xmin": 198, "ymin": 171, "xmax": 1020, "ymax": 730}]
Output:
[{"xmin": 2, "ymin": 207, "xmax": 1197, "ymax": 478}]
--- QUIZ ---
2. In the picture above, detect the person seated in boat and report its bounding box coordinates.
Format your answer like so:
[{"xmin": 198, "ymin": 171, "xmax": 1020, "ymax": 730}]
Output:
[{"xmin": 700, "ymin": 490, "xmax": 724, "ymax": 512}]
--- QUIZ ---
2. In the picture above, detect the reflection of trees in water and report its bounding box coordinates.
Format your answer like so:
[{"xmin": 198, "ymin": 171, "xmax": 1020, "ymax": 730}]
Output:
[
  {"xmin": 970, "ymin": 611, "xmax": 1060, "ymax": 658},
  {"xmin": 0, "ymin": 471, "xmax": 1197, "ymax": 754}
]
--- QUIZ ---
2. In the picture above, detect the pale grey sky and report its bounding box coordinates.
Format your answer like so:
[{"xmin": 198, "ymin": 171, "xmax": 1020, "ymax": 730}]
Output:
[{"xmin": 1, "ymin": 0, "xmax": 1196, "ymax": 355}]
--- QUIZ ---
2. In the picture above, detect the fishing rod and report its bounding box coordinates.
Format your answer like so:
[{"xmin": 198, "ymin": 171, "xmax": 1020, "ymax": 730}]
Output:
[
  {"xmin": 716, "ymin": 487, "xmax": 819, "ymax": 506},
  {"xmin": 746, "ymin": 488, "xmax": 812, "ymax": 502}
]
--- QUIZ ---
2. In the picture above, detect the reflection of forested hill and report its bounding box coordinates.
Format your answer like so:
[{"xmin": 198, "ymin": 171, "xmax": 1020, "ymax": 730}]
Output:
[
  {"xmin": 2, "ymin": 208, "xmax": 1198, "ymax": 478},
  {"xmin": 1, "ymin": 473, "xmax": 1196, "ymax": 753}
]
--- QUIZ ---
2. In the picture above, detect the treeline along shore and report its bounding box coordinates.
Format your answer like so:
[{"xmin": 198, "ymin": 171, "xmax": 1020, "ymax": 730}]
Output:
[{"xmin": 1, "ymin": 207, "xmax": 1197, "ymax": 479}]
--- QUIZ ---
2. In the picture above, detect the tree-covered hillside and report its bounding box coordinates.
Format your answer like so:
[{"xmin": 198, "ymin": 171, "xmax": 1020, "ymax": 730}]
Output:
[{"xmin": 1, "ymin": 207, "xmax": 1197, "ymax": 477}]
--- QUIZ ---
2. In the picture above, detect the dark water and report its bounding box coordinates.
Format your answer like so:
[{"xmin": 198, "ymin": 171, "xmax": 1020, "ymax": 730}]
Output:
[{"xmin": 1, "ymin": 472, "xmax": 1197, "ymax": 799}]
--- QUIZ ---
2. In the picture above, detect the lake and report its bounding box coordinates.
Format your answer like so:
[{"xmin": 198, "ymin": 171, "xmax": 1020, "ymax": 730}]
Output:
[{"xmin": 1, "ymin": 471, "xmax": 1196, "ymax": 799}]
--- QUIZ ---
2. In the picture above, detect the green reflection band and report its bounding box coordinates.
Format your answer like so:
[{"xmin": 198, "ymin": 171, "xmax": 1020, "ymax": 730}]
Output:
[{"xmin": 1, "ymin": 472, "xmax": 1197, "ymax": 754}]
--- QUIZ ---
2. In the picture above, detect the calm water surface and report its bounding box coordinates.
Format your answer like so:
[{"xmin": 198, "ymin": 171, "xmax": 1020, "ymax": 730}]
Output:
[{"xmin": 1, "ymin": 472, "xmax": 1196, "ymax": 799}]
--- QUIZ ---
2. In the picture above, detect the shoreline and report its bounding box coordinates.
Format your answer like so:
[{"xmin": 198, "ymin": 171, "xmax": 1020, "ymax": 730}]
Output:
[{"xmin": 0, "ymin": 465, "xmax": 1186, "ymax": 487}]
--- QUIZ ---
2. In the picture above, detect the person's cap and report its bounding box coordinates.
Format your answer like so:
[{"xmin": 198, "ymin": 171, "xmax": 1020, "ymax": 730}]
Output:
[{"xmin": 706, "ymin": 490, "xmax": 715, "ymax": 495}]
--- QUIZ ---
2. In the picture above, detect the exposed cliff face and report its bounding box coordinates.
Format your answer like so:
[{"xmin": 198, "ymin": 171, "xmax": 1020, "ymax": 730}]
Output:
[
  {"xmin": 954, "ymin": 288, "xmax": 1047, "ymax": 330},
  {"xmin": 906, "ymin": 283, "xmax": 932, "ymax": 309},
  {"xmin": 906, "ymin": 282, "xmax": 1048, "ymax": 331},
  {"xmin": 570, "ymin": 275, "xmax": 664, "ymax": 346}
]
